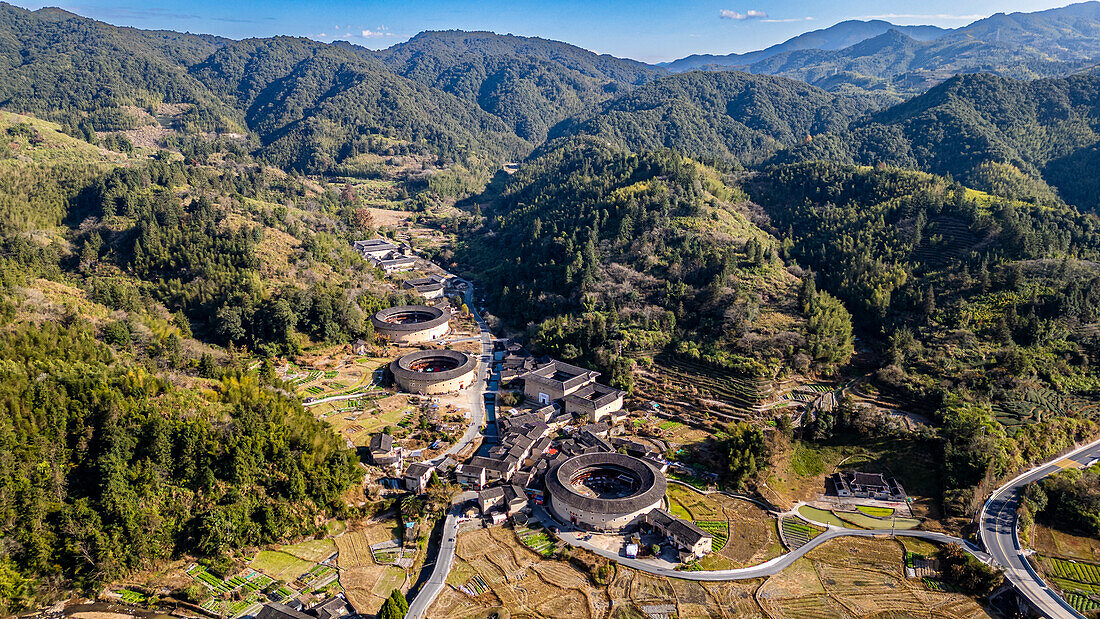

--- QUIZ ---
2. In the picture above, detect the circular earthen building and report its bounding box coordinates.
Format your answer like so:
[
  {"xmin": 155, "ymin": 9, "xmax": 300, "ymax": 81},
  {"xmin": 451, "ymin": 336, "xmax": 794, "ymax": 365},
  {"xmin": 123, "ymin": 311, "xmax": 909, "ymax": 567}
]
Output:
[
  {"xmin": 545, "ymin": 452, "xmax": 666, "ymax": 532},
  {"xmin": 371, "ymin": 304, "xmax": 450, "ymax": 343},
  {"xmin": 389, "ymin": 349, "xmax": 478, "ymax": 394}
]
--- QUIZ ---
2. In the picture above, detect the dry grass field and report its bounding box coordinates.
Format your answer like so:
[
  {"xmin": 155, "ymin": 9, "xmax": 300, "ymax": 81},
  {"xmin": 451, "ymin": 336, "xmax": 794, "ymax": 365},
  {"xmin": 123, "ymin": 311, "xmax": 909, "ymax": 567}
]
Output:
[
  {"xmin": 336, "ymin": 523, "xmax": 409, "ymax": 615},
  {"xmin": 1031, "ymin": 524, "xmax": 1100, "ymax": 562},
  {"xmin": 429, "ymin": 529, "xmax": 991, "ymax": 618},
  {"xmin": 666, "ymin": 484, "xmax": 783, "ymax": 569},
  {"xmin": 430, "ymin": 527, "xmax": 607, "ymax": 618}
]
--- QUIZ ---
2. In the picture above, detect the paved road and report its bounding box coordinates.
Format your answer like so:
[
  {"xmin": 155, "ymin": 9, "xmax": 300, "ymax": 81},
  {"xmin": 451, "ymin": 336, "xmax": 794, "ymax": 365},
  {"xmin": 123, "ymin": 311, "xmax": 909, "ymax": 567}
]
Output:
[
  {"xmin": 979, "ymin": 440, "xmax": 1100, "ymax": 619},
  {"xmin": 406, "ymin": 491, "xmax": 478, "ymax": 619},
  {"xmin": 432, "ymin": 279, "xmax": 493, "ymax": 464},
  {"xmin": 405, "ymin": 510, "xmax": 458, "ymax": 619},
  {"xmin": 407, "ymin": 277, "xmax": 491, "ymax": 618},
  {"xmin": 531, "ymin": 505, "xmax": 988, "ymax": 581}
]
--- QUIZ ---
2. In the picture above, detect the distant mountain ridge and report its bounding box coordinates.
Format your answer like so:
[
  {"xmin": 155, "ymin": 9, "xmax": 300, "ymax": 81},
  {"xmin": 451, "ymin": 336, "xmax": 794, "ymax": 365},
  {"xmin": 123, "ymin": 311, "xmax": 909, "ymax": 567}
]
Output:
[
  {"xmin": 550, "ymin": 71, "xmax": 886, "ymax": 163},
  {"xmin": 664, "ymin": 20, "xmax": 948, "ymax": 72},
  {"xmin": 776, "ymin": 72, "xmax": 1100, "ymax": 211},
  {"xmin": 664, "ymin": 1, "xmax": 1100, "ymax": 93}
]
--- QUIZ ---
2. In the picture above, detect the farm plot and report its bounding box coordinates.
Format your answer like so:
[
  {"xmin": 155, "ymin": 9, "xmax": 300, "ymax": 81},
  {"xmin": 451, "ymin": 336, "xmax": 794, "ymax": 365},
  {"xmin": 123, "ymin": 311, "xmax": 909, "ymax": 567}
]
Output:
[
  {"xmin": 835, "ymin": 510, "xmax": 921, "ymax": 530},
  {"xmin": 515, "ymin": 524, "xmax": 557, "ymax": 557},
  {"xmin": 281, "ymin": 538, "xmax": 337, "ymax": 563},
  {"xmin": 758, "ymin": 537, "xmax": 987, "ymax": 619},
  {"xmin": 1040, "ymin": 556, "xmax": 1100, "ymax": 614},
  {"xmin": 694, "ymin": 521, "xmax": 728, "ymax": 552},
  {"xmin": 665, "ymin": 484, "xmax": 723, "ymax": 520},
  {"xmin": 781, "ymin": 517, "xmax": 824, "ymax": 550},
  {"xmin": 798, "ymin": 505, "xmax": 920, "ymax": 530},
  {"xmin": 856, "ymin": 505, "xmax": 894, "ymax": 517},
  {"xmin": 433, "ymin": 527, "xmax": 602, "ymax": 619},
  {"xmin": 336, "ymin": 525, "xmax": 410, "ymax": 615},
  {"xmin": 251, "ymin": 550, "xmax": 315, "ymax": 582},
  {"xmin": 182, "ymin": 566, "xmax": 277, "ymax": 617},
  {"xmin": 993, "ymin": 388, "xmax": 1100, "ymax": 435}
]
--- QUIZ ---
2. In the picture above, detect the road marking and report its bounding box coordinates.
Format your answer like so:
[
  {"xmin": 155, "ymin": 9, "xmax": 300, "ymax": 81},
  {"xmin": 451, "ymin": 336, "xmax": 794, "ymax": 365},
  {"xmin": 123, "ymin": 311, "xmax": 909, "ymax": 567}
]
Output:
[{"xmin": 1054, "ymin": 458, "xmax": 1080, "ymax": 469}]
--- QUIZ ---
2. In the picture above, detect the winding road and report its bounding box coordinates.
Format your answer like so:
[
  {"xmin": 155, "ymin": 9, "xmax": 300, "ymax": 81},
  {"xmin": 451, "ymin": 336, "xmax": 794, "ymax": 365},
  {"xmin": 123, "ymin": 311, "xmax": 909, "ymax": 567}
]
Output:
[
  {"xmin": 408, "ymin": 277, "xmax": 492, "ymax": 619},
  {"xmin": 531, "ymin": 505, "xmax": 988, "ymax": 581},
  {"xmin": 978, "ymin": 439, "xmax": 1100, "ymax": 619}
]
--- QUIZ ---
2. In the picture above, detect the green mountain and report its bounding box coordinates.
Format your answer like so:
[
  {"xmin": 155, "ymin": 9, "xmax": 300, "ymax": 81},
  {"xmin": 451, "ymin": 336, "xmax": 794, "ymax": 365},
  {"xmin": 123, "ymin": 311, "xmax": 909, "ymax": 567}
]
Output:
[
  {"xmin": 191, "ymin": 36, "xmax": 529, "ymax": 171},
  {"xmin": 453, "ymin": 137, "xmax": 840, "ymax": 383},
  {"xmin": 0, "ymin": 4, "xmax": 240, "ymax": 132},
  {"xmin": 355, "ymin": 30, "xmax": 663, "ymax": 141},
  {"xmin": 778, "ymin": 72, "xmax": 1100, "ymax": 211},
  {"xmin": 0, "ymin": 5, "xmax": 531, "ymax": 174},
  {"xmin": 551, "ymin": 71, "xmax": 886, "ymax": 163}
]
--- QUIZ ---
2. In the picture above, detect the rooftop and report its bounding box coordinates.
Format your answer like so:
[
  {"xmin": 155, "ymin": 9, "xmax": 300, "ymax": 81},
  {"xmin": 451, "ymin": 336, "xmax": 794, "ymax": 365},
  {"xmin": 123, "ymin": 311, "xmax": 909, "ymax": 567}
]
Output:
[
  {"xmin": 405, "ymin": 462, "xmax": 434, "ymax": 477},
  {"xmin": 523, "ymin": 359, "xmax": 600, "ymax": 388},
  {"xmin": 565, "ymin": 382, "xmax": 625, "ymax": 408},
  {"xmin": 369, "ymin": 433, "xmax": 393, "ymax": 454},
  {"xmin": 644, "ymin": 508, "xmax": 713, "ymax": 545}
]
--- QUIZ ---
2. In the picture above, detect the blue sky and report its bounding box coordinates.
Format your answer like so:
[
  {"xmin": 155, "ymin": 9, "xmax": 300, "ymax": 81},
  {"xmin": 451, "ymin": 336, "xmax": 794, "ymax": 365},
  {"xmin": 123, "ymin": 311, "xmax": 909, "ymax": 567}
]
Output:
[{"xmin": 11, "ymin": 0, "xmax": 1077, "ymax": 62}]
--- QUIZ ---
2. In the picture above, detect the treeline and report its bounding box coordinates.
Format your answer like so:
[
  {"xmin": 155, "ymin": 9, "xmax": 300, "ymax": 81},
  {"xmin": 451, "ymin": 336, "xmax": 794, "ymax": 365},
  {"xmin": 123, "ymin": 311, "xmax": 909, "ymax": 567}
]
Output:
[
  {"xmin": 456, "ymin": 137, "xmax": 851, "ymax": 384},
  {"xmin": 0, "ymin": 322, "xmax": 359, "ymax": 613},
  {"xmin": 52, "ymin": 159, "xmax": 386, "ymax": 353}
]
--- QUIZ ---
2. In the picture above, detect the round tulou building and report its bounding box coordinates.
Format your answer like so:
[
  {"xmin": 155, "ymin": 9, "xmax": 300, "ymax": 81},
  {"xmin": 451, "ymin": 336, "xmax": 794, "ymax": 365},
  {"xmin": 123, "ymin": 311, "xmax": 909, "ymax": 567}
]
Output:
[
  {"xmin": 545, "ymin": 452, "xmax": 667, "ymax": 532},
  {"xmin": 389, "ymin": 349, "xmax": 478, "ymax": 395},
  {"xmin": 371, "ymin": 304, "xmax": 451, "ymax": 344}
]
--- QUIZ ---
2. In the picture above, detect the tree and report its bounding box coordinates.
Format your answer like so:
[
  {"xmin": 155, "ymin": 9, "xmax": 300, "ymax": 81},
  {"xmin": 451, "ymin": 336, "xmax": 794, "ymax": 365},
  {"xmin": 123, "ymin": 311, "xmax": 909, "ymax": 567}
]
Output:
[
  {"xmin": 921, "ymin": 286, "xmax": 936, "ymax": 321},
  {"xmin": 390, "ymin": 588, "xmax": 408, "ymax": 615},
  {"xmin": 377, "ymin": 596, "xmax": 401, "ymax": 619},
  {"xmin": 804, "ymin": 291, "xmax": 854, "ymax": 369},
  {"xmin": 354, "ymin": 207, "xmax": 375, "ymax": 232},
  {"xmin": 717, "ymin": 422, "xmax": 767, "ymax": 488},
  {"xmin": 215, "ymin": 306, "xmax": 245, "ymax": 344}
]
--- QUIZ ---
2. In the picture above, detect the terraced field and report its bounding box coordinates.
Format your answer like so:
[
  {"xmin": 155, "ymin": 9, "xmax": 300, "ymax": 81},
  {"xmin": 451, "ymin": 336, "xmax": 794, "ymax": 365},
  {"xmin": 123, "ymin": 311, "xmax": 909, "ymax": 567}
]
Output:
[
  {"xmin": 694, "ymin": 520, "xmax": 729, "ymax": 552},
  {"xmin": 781, "ymin": 517, "xmax": 824, "ymax": 550},
  {"xmin": 1040, "ymin": 556, "xmax": 1100, "ymax": 613},
  {"xmin": 993, "ymin": 387, "xmax": 1100, "ymax": 435},
  {"xmin": 634, "ymin": 353, "xmax": 765, "ymax": 424}
]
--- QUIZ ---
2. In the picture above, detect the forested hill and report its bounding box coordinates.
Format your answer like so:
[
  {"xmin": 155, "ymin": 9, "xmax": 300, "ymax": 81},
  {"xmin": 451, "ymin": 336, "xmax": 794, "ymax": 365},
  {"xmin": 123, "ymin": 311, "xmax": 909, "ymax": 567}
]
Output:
[
  {"xmin": 451, "ymin": 137, "xmax": 855, "ymax": 384},
  {"xmin": 0, "ymin": 4, "xmax": 530, "ymax": 175},
  {"xmin": 0, "ymin": 3, "xmax": 241, "ymax": 134},
  {"xmin": 191, "ymin": 36, "xmax": 529, "ymax": 171},
  {"xmin": 359, "ymin": 31, "xmax": 662, "ymax": 141},
  {"xmin": 777, "ymin": 73, "xmax": 1100, "ymax": 212},
  {"xmin": 746, "ymin": 161, "xmax": 1100, "ymax": 514},
  {"xmin": 551, "ymin": 71, "xmax": 886, "ymax": 164}
]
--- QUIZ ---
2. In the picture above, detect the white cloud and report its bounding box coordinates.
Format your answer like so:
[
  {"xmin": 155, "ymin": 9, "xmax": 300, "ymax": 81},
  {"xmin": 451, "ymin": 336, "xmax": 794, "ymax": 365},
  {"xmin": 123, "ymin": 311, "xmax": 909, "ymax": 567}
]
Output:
[
  {"xmin": 720, "ymin": 9, "xmax": 767, "ymax": 20},
  {"xmin": 761, "ymin": 16, "xmax": 814, "ymax": 23},
  {"xmin": 361, "ymin": 25, "xmax": 396, "ymax": 38},
  {"xmin": 858, "ymin": 13, "xmax": 985, "ymax": 21}
]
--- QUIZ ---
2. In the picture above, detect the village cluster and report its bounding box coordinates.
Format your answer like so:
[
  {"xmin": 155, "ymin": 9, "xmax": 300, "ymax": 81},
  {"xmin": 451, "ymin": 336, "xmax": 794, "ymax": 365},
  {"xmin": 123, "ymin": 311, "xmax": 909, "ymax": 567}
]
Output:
[{"xmin": 244, "ymin": 236, "xmax": 915, "ymax": 619}]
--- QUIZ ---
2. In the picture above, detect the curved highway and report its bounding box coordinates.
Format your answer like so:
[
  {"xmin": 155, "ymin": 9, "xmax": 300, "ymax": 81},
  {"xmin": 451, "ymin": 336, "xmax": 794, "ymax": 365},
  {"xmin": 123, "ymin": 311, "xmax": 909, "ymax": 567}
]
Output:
[
  {"xmin": 533, "ymin": 505, "xmax": 988, "ymax": 581},
  {"xmin": 979, "ymin": 440, "xmax": 1100, "ymax": 619}
]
